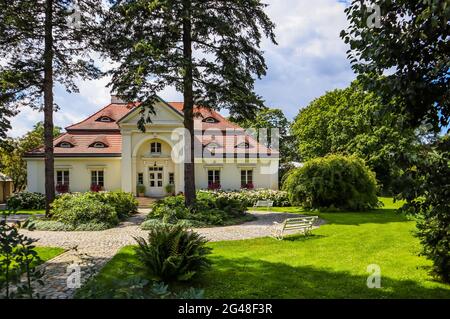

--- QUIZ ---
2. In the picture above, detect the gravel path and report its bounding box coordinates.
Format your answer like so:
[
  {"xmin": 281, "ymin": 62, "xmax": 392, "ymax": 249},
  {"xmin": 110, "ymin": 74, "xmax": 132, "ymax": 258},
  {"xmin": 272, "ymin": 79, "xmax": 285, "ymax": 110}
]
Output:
[{"xmin": 13, "ymin": 210, "xmax": 322, "ymax": 299}]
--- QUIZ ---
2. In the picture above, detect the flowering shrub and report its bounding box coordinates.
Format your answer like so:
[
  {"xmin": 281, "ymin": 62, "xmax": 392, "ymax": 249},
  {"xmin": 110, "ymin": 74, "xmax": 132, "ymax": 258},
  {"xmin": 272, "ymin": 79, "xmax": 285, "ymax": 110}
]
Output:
[{"xmin": 201, "ymin": 189, "xmax": 290, "ymax": 207}]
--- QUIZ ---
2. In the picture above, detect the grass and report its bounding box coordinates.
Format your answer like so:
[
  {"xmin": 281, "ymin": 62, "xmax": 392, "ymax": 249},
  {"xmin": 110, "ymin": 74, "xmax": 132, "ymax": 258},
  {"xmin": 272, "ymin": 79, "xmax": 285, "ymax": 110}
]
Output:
[
  {"xmin": 1, "ymin": 209, "xmax": 45, "ymax": 215},
  {"xmin": 75, "ymin": 198, "xmax": 450, "ymax": 299},
  {"xmin": 1, "ymin": 246, "xmax": 65, "ymax": 282}
]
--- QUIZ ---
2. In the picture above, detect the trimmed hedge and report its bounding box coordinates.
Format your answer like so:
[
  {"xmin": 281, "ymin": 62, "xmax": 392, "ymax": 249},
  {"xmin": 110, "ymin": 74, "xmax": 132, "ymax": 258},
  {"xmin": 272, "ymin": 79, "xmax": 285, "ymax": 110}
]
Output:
[
  {"xmin": 201, "ymin": 189, "xmax": 290, "ymax": 207},
  {"xmin": 283, "ymin": 154, "xmax": 380, "ymax": 210}
]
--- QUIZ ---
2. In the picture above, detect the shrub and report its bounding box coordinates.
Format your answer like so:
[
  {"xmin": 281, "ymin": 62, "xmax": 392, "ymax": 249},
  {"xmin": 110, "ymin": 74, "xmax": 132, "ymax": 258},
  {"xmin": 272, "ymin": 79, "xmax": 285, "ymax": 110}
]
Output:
[
  {"xmin": 102, "ymin": 191, "xmax": 138, "ymax": 219},
  {"xmin": 283, "ymin": 154, "xmax": 379, "ymax": 210},
  {"xmin": 145, "ymin": 191, "xmax": 250, "ymax": 227},
  {"xmin": 201, "ymin": 189, "xmax": 290, "ymax": 207},
  {"xmin": 134, "ymin": 224, "xmax": 211, "ymax": 282},
  {"xmin": 25, "ymin": 219, "xmax": 111, "ymax": 231},
  {"xmin": 6, "ymin": 192, "xmax": 45, "ymax": 210},
  {"xmin": 51, "ymin": 193, "xmax": 119, "ymax": 228}
]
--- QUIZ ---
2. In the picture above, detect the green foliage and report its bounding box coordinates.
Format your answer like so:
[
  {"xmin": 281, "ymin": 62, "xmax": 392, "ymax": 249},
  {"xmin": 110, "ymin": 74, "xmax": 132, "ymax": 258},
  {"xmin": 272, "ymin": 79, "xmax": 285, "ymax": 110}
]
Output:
[
  {"xmin": 134, "ymin": 224, "xmax": 211, "ymax": 282},
  {"xmin": 283, "ymin": 154, "xmax": 379, "ymax": 211},
  {"xmin": 51, "ymin": 193, "xmax": 119, "ymax": 228},
  {"xmin": 0, "ymin": 122, "xmax": 62, "ymax": 192},
  {"xmin": 0, "ymin": 217, "xmax": 45, "ymax": 299},
  {"xmin": 144, "ymin": 191, "xmax": 253, "ymax": 227},
  {"xmin": 7, "ymin": 192, "xmax": 46, "ymax": 210},
  {"xmin": 205, "ymin": 189, "xmax": 290, "ymax": 208},
  {"xmin": 102, "ymin": 191, "xmax": 138, "ymax": 220},
  {"xmin": 397, "ymin": 136, "xmax": 450, "ymax": 282},
  {"xmin": 291, "ymin": 81, "xmax": 420, "ymax": 192},
  {"xmin": 25, "ymin": 219, "xmax": 111, "ymax": 231},
  {"xmin": 137, "ymin": 184, "xmax": 146, "ymax": 194},
  {"xmin": 341, "ymin": 1, "xmax": 450, "ymax": 130}
]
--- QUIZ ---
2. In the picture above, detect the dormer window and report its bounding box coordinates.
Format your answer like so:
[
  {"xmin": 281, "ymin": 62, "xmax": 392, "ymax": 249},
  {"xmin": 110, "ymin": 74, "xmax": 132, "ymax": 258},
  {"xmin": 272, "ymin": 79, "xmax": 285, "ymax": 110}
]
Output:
[
  {"xmin": 236, "ymin": 142, "xmax": 250, "ymax": 149},
  {"xmin": 206, "ymin": 142, "xmax": 219, "ymax": 149},
  {"xmin": 92, "ymin": 142, "xmax": 107, "ymax": 148},
  {"xmin": 97, "ymin": 116, "xmax": 114, "ymax": 122},
  {"xmin": 58, "ymin": 142, "xmax": 73, "ymax": 148},
  {"xmin": 203, "ymin": 117, "xmax": 219, "ymax": 123}
]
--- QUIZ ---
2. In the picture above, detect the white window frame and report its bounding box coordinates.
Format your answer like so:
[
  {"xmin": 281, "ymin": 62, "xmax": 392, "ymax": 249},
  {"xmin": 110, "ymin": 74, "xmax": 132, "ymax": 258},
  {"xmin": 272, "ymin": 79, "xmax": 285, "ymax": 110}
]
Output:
[
  {"xmin": 241, "ymin": 169, "xmax": 253, "ymax": 186},
  {"xmin": 56, "ymin": 170, "xmax": 70, "ymax": 185},
  {"xmin": 59, "ymin": 142, "xmax": 73, "ymax": 148},
  {"xmin": 91, "ymin": 170, "xmax": 105, "ymax": 187},
  {"xmin": 150, "ymin": 142, "xmax": 162, "ymax": 155}
]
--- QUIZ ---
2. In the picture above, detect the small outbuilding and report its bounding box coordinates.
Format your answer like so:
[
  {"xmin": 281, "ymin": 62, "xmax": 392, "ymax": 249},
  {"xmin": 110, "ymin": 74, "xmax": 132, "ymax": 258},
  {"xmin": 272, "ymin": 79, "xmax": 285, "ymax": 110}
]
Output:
[{"xmin": 0, "ymin": 173, "xmax": 13, "ymax": 204}]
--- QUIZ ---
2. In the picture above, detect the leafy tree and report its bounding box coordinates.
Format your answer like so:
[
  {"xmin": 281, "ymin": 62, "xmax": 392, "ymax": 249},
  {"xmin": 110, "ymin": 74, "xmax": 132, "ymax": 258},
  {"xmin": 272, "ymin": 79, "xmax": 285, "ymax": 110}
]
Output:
[
  {"xmin": 342, "ymin": 0, "xmax": 450, "ymax": 281},
  {"xmin": 0, "ymin": 122, "xmax": 61, "ymax": 192},
  {"xmin": 292, "ymin": 81, "xmax": 419, "ymax": 193},
  {"xmin": 0, "ymin": 0, "xmax": 103, "ymax": 215},
  {"xmin": 101, "ymin": 0, "xmax": 276, "ymax": 206}
]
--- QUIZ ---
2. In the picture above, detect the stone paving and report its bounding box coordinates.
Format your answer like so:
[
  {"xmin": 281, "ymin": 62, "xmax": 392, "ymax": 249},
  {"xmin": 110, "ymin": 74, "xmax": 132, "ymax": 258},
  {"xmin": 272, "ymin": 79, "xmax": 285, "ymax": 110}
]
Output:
[{"xmin": 13, "ymin": 210, "xmax": 322, "ymax": 299}]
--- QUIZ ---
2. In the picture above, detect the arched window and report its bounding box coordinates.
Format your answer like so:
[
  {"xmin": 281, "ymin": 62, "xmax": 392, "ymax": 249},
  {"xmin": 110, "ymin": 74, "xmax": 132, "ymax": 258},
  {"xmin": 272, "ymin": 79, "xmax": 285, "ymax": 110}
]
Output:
[
  {"xmin": 150, "ymin": 142, "xmax": 162, "ymax": 155},
  {"xmin": 203, "ymin": 117, "xmax": 219, "ymax": 123},
  {"xmin": 97, "ymin": 116, "xmax": 113, "ymax": 122},
  {"xmin": 92, "ymin": 142, "xmax": 107, "ymax": 148},
  {"xmin": 58, "ymin": 142, "xmax": 73, "ymax": 148}
]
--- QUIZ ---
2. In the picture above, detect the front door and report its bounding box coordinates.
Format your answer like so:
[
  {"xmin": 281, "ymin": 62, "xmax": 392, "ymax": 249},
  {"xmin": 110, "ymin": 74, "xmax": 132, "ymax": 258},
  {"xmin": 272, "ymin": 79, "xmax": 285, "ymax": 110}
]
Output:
[{"xmin": 148, "ymin": 166, "xmax": 164, "ymax": 197}]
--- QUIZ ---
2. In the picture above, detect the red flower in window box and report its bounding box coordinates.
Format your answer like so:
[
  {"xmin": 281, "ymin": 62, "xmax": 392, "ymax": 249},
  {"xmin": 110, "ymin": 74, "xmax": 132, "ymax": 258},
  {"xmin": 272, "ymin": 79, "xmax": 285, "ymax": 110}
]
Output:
[
  {"xmin": 241, "ymin": 182, "xmax": 254, "ymax": 190},
  {"xmin": 56, "ymin": 183, "xmax": 69, "ymax": 193},
  {"xmin": 90, "ymin": 184, "xmax": 103, "ymax": 192},
  {"xmin": 208, "ymin": 182, "xmax": 221, "ymax": 190}
]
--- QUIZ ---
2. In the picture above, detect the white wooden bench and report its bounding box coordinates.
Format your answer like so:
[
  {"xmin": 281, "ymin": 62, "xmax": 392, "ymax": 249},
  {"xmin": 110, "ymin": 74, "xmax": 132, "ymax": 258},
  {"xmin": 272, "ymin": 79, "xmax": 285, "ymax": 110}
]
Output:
[
  {"xmin": 253, "ymin": 200, "xmax": 274, "ymax": 209},
  {"xmin": 272, "ymin": 216, "xmax": 318, "ymax": 240}
]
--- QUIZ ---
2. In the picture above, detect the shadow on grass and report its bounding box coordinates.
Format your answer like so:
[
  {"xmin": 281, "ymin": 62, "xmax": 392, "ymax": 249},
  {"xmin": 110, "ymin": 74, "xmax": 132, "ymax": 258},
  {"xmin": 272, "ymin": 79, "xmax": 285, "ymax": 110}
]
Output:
[{"xmin": 199, "ymin": 256, "xmax": 450, "ymax": 299}]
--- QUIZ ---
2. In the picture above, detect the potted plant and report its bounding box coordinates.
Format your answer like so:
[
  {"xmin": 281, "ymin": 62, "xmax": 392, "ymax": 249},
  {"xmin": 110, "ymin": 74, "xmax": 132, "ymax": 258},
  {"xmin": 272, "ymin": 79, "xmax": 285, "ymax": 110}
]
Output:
[
  {"xmin": 137, "ymin": 184, "xmax": 146, "ymax": 197},
  {"xmin": 164, "ymin": 183, "xmax": 175, "ymax": 195}
]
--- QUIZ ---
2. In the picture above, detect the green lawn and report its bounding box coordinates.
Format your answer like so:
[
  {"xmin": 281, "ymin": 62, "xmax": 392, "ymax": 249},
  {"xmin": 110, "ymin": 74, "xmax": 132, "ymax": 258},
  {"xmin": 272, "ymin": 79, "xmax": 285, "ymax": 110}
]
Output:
[
  {"xmin": 1, "ymin": 246, "xmax": 65, "ymax": 282},
  {"xmin": 76, "ymin": 198, "xmax": 450, "ymax": 299},
  {"xmin": 1, "ymin": 209, "xmax": 45, "ymax": 215}
]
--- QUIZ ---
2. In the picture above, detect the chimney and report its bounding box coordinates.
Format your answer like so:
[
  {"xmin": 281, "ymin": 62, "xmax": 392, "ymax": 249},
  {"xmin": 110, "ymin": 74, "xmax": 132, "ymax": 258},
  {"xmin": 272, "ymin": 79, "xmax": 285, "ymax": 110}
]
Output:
[{"xmin": 111, "ymin": 94, "xmax": 126, "ymax": 104}]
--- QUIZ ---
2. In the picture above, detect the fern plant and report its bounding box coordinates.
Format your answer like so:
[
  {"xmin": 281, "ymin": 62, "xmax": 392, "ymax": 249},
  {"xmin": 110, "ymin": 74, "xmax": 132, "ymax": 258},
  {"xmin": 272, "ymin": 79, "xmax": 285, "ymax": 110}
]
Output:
[{"xmin": 134, "ymin": 224, "xmax": 211, "ymax": 282}]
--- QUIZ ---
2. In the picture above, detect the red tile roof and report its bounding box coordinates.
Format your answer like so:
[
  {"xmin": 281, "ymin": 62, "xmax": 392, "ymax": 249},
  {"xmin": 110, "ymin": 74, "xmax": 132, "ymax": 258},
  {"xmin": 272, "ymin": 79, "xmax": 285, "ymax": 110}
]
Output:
[{"xmin": 25, "ymin": 100, "xmax": 277, "ymax": 157}]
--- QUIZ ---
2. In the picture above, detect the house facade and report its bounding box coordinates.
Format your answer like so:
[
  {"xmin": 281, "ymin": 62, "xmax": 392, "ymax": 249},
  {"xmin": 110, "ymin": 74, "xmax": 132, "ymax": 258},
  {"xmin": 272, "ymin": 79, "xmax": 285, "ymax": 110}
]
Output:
[{"xmin": 24, "ymin": 96, "xmax": 279, "ymax": 197}]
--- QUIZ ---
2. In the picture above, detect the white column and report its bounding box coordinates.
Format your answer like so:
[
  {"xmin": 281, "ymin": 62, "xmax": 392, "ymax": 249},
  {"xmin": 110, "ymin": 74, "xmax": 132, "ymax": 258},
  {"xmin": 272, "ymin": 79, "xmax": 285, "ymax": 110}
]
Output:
[{"xmin": 121, "ymin": 132, "xmax": 133, "ymax": 192}]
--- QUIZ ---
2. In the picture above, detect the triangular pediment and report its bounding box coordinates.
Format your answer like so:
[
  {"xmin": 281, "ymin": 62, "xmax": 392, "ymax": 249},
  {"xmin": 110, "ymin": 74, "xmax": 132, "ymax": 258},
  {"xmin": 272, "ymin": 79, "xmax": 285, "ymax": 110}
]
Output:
[{"xmin": 118, "ymin": 97, "xmax": 184, "ymax": 126}]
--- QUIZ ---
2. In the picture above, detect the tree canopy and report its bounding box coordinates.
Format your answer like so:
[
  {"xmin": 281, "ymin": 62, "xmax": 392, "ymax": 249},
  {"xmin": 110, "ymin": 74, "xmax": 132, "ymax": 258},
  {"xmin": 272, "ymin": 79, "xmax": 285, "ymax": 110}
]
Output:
[
  {"xmin": 0, "ymin": 122, "xmax": 62, "ymax": 192},
  {"xmin": 292, "ymin": 81, "xmax": 420, "ymax": 192}
]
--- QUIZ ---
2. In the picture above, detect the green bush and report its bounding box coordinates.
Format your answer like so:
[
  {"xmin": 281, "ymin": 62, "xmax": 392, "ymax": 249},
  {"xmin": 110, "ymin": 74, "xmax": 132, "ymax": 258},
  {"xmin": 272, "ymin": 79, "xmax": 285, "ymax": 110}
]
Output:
[
  {"xmin": 134, "ymin": 224, "xmax": 211, "ymax": 282},
  {"xmin": 24, "ymin": 219, "xmax": 111, "ymax": 231},
  {"xmin": 102, "ymin": 191, "xmax": 138, "ymax": 219},
  {"xmin": 144, "ymin": 191, "xmax": 250, "ymax": 227},
  {"xmin": 200, "ymin": 189, "xmax": 290, "ymax": 207},
  {"xmin": 6, "ymin": 192, "xmax": 45, "ymax": 210},
  {"xmin": 51, "ymin": 193, "xmax": 119, "ymax": 228},
  {"xmin": 283, "ymin": 154, "xmax": 380, "ymax": 210}
]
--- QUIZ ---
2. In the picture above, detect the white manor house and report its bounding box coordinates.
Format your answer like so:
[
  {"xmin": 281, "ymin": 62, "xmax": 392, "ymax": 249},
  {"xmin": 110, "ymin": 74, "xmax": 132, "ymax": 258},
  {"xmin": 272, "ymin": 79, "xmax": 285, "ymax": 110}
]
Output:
[{"xmin": 24, "ymin": 96, "xmax": 279, "ymax": 197}]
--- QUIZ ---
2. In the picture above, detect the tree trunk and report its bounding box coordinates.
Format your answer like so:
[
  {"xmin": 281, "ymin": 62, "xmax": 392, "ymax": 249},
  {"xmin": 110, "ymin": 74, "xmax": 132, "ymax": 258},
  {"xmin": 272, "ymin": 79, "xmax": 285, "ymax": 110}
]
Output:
[
  {"xmin": 182, "ymin": 0, "xmax": 196, "ymax": 207},
  {"xmin": 43, "ymin": 0, "xmax": 55, "ymax": 216}
]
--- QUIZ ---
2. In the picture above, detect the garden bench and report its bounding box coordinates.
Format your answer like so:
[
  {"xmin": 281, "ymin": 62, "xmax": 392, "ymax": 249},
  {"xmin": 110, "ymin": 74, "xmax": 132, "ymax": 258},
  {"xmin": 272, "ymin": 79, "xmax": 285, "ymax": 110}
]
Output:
[
  {"xmin": 253, "ymin": 200, "xmax": 274, "ymax": 209},
  {"xmin": 272, "ymin": 216, "xmax": 318, "ymax": 240}
]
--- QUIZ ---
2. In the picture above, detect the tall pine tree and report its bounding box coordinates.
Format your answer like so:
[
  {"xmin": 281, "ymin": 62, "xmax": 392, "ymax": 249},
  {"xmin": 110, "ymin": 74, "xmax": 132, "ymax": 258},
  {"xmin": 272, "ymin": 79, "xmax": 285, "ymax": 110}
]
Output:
[
  {"xmin": 101, "ymin": 0, "xmax": 276, "ymax": 206},
  {"xmin": 0, "ymin": 0, "xmax": 103, "ymax": 215}
]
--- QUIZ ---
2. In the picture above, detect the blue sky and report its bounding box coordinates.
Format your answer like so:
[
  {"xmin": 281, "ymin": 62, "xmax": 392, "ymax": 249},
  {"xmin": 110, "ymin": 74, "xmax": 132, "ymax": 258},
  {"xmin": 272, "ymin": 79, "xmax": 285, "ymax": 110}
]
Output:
[{"xmin": 8, "ymin": 0, "xmax": 356, "ymax": 137}]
